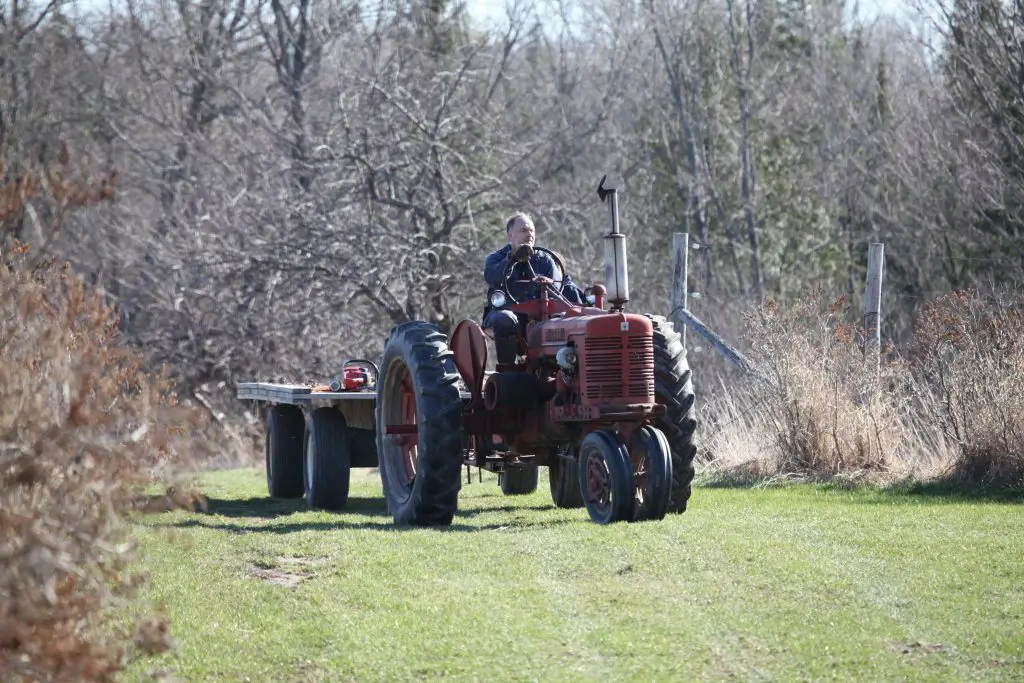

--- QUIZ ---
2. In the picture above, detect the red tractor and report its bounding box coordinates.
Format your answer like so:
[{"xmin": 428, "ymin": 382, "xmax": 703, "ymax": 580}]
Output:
[{"xmin": 376, "ymin": 177, "xmax": 698, "ymax": 525}]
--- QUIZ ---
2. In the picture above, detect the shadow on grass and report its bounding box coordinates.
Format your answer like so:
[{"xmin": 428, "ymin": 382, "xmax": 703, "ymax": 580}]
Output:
[
  {"xmin": 198, "ymin": 495, "xmax": 390, "ymax": 519},
  {"xmin": 693, "ymin": 472, "xmax": 1024, "ymax": 505},
  {"xmin": 159, "ymin": 514, "xmax": 577, "ymax": 534},
  {"xmin": 871, "ymin": 480, "xmax": 1024, "ymax": 504},
  {"xmin": 156, "ymin": 495, "xmax": 570, "ymax": 534}
]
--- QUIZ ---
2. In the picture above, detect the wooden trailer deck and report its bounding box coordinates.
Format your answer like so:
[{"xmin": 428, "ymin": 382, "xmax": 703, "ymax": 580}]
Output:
[{"xmin": 236, "ymin": 381, "xmax": 475, "ymax": 406}]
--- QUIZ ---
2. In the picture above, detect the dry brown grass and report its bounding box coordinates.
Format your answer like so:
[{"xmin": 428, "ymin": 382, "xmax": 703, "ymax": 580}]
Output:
[
  {"xmin": 699, "ymin": 290, "xmax": 917, "ymax": 486},
  {"xmin": 910, "ymin": 289, "xmax": 1024, "ymax": 490},
  {"xmin": 0, "ymin": 242, "xmax": 216, "ymax": 682},
  {"xmin": 698, "ymin": 286, "xmax": 1024, "ymax": 492}
]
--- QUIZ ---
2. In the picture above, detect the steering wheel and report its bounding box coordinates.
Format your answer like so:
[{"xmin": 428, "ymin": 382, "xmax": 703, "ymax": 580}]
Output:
[{"xmin": 501, "ymin": 246, "xmax": 569, "ymax": 304}]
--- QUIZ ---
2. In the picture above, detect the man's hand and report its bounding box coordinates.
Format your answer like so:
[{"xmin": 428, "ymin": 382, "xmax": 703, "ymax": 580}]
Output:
[{"xmin": 513, "ymin": 244, "xmax": 534, "ymax": 263}]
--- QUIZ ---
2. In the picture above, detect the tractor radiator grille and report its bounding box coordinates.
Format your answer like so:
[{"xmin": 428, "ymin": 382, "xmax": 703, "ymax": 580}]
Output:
[{"xmin": 582, "ymin": 335, "xmax": 655, "ymax": 401}]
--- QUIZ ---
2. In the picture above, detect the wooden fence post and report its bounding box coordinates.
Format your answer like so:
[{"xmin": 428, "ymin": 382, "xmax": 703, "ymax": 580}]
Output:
[
  {"xmin": 671, "ymin": 232, "xmax": 689, "ymax": 348},
  {"xmin": 863, "ymin": 242, "xmax": 885, "ymax": 375}
]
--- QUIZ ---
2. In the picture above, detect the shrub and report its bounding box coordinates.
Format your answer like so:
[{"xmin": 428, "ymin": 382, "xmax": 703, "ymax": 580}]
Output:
[
  {"xmin": 911, "ymin": 289, "xmax": 1024, "ymax": 490},
  {"xmin": 0, "ymin": 244, "xmax": 212, "ymax": 682},
  {"xmin": 699, "ymin": 288, "xmax": 915, "ymax": 483}
]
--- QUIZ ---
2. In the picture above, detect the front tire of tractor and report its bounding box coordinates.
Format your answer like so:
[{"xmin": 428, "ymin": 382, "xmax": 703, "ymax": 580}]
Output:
[
  {"xmin": 303, "ymin": 408, "xmax": 352, "ymax": 511},
  {"xmin": 375, "ymin": 321, "xmax": 465, "ymax": 527},
  {"xmin": 578, "ymin": 429, "xmax": 634, "ymax": 525},
  {"xmin": 499, "ymin": 464, "xmax": 539, "ymax": 495},
  {"xmin": 266, "ymin": 404, "xmax": 305, "ymax": 499},
  {"xmin": 646, "ymin": 314, "xmax": 699, "ymax": 514},
  {"xmin": 628, "ymin": 425, "xmax": 673, "ymax": 522}
]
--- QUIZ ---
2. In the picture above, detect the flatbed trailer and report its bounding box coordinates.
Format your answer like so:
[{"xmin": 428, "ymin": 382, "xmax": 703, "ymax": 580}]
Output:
[
  {"xmin": 236, "ymin": 378, "xmax": 382, "ymax": 506},
  {"xmin": 235, "ymin": 363, "xmax": 505, "ymax": 515},
  {"xmin": 237, "ymin": 381, "xmax": 473, "ymax": 406}
]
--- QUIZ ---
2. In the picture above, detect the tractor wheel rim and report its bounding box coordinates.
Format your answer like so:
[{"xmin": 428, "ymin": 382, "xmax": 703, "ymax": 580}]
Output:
[
  {"xmin": 400, "ymin": 369, "xmax": 417, "ymax": 485},
  {"xmin": 586, "ymin": 451, "xmax": 612, "ymax": 515},
  {"xmin": 634, "ymin": 453, "xmax": 649, "ymax": 508}
]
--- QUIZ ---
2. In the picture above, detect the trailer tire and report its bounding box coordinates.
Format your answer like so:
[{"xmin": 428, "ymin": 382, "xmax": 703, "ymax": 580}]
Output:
[
  {"xmin": 303, "ymin": 408, "xmax": 352, "ymax": 511},
  {"xmin": 646, "ymin": 314, "xmax": 698, "ymax": 514},
  {"xmin": 375, "ymin": 321, "xmax": 465, "ymax": 526},
  {"xmin": 265, "ymin": 404, "xmax": 305, "ymax": 499},
  {"xmin": 499, "ymin": 464, "xmax": 539, "ymax": 495}
]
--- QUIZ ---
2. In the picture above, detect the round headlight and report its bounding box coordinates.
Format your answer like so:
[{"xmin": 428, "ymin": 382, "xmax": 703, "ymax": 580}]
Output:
[
  {"xmin": 489, "ymin": 290, "xmax": 507, "ymax": 308},
  {"xmin": 585, "ymin": 292, "xmax": 596, "ymax": 305}
]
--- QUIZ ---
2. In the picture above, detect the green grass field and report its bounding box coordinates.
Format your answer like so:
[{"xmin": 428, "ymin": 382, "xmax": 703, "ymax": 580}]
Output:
[{"xmin": 123, "ymin": 468, "xmax": 1024, "ymax": 682}]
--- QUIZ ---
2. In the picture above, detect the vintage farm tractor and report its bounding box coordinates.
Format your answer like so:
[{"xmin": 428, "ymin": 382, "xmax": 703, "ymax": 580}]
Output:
[{"xmin": 375, "ymin": 176, "xmax": 698, "ymax": 526}]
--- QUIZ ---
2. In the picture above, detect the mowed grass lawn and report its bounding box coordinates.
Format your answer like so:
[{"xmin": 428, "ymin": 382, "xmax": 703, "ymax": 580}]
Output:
[{"xmin": 122, "ymin": 468, "xmax": 1024, "ymax": 682}]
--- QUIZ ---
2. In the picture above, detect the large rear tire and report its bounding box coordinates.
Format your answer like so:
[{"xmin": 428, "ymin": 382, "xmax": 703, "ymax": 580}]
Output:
[
  {"xmin": 266, "ymin": 404, "xmax": 305, "ymax": 499},
  {"xmin": 303, "ymin": 408, "xmax": 352, "ymax": 511},
  {"xmin": 646, "ymin": 314, "xmax": 698, "ymax": 514},
  {"xmin": 375, "ymin": 321, "xmax": 465, "ymax": 526}
]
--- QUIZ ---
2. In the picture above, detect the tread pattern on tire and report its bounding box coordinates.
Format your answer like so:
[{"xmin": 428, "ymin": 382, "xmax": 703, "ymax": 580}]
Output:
[
  {"xmin": 645, "ymin": 314, "xmax": 698, "ymax": 514},
  {"xmin": 266, "ymin": 404, "xmax": 305, "ymax": 499},
  {"xmin": 375, "ymin": 321, "xmax": 465, "ymax": 526},
  {"xmin": 305, "ymin": 408, "xmax": 352, "ymax": 511}
]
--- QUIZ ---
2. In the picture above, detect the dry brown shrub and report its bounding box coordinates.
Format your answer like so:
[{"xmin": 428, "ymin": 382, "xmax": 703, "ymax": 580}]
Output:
[
  {"xmin": 0, "ymin": 140, "xmax": 119, "ymax": 252},
  {"xmin": 0, "ymin": 242, "xmax": 214, "ymax": 682},
  {"xmin": 700, "ymin": 288, "xmax": 915, "ymax": 483},
  {"xmin": 910, "ymin": 289, "xmax": 1024, "ymax": 489}
]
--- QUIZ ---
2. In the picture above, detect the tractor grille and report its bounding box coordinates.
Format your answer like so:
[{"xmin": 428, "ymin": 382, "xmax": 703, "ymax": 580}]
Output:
[{"xmin": 582, "ymin": 334, "xmax": 655, "ymax": 401}]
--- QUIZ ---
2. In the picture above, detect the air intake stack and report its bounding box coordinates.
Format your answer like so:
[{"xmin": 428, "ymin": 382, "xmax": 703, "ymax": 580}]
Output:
[{"xmin": 597, "ymin": 175, "xmax": 629, "ymax": 311}]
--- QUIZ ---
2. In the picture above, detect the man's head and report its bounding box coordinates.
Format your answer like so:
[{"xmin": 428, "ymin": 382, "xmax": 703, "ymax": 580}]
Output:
[{"xmin": 505, "ymin": 212, "xmax": 536, "ymax": 250}]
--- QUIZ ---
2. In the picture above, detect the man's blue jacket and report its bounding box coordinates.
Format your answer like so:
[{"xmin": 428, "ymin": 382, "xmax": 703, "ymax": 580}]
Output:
[{"xmin": 483, "ymin": 244, "xmax": 587, "ymax": 305}]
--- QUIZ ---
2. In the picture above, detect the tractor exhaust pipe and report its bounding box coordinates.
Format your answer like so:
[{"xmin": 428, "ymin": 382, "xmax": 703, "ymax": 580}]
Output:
[{"xmin": 597, "ymin": 174, "xmax": 629, "ymax": 311}]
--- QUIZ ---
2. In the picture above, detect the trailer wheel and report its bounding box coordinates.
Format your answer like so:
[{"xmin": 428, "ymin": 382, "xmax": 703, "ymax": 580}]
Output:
[
  {"xmin": 303, "ymin": 408, "xmax": 352, "ymax": 511},
  {"xmin": 548, "ymin": 448, "xmax": 585, "ymax": 509},
  {"xmin": 646, "ymin": 314, "xmax": 699, "ymax": 514},
  {"xmin": 265, "ymin": 404, "xmax": 305, "ymax": 499},
  {"xmin": 375, "ymin": 321, "xmax": 465, "ymax": 526},
  {"xmin": 499, "ymin": 463, "xmax": 539, "ymax": 495}
]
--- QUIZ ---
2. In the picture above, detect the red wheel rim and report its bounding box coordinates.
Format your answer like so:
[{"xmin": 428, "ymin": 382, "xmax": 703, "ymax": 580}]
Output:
[
  {"xmin": 586, "ymin": 454, "xmax": 612, "ymax": 515},
  {"xmin": 634, "ymin": 453, "xmax": 649, "ymax": 508},
  {"xmin": 400, "ymin": 370, "xmax": 417, "ymax": 484}
]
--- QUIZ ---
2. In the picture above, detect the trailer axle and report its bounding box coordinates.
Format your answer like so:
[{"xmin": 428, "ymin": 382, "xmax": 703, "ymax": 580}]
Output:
[{"xmin": 385, "ymin": 424, "xmax": 418, "ymax": 435}]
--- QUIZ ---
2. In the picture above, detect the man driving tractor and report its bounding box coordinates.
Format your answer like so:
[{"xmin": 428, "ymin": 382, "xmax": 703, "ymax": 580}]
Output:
[{"xmin": 482, "ymin": 212, "xmax": 588, "ymax": 364}]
